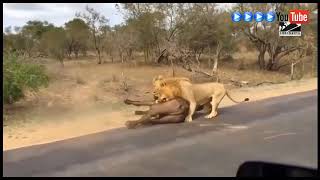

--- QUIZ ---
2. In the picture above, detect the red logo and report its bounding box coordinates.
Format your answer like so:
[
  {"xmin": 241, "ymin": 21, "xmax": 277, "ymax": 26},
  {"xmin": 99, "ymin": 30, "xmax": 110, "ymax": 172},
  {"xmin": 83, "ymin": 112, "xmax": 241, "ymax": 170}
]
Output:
[{"xmin": 289, "ymin": 10, "xmax": 309, "ymax": 24}]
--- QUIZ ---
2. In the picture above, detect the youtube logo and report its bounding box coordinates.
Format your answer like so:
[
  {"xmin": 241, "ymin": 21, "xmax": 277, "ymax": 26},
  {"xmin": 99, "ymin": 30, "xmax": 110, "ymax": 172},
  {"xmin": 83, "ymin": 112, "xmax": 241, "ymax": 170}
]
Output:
[
  {"xmin": 289, "ymin": 10, "xmax": 309, "ymax": 24},
  {"xmin": 231, "ymin": 10, "xmax": 309, "ymax": 24}
]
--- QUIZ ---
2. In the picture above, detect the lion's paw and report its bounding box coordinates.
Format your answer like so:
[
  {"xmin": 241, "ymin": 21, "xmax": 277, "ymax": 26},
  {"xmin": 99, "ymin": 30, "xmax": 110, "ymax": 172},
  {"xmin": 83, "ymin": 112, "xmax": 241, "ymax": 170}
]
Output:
[
  {"xmin": 185, "ymin": 117, "xmax": 193, "ymax": 122},
  {"xmin": 205, "ymin": 112, "xmax": 217, "ymax": 119}
]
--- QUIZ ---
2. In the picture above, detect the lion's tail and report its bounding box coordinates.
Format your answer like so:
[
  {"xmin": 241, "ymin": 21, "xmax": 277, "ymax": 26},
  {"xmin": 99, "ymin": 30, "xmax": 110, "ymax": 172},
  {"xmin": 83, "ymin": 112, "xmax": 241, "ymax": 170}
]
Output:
[{"xmin": 225, "ymin": 91, "xmax": 249, "ymax": 103}]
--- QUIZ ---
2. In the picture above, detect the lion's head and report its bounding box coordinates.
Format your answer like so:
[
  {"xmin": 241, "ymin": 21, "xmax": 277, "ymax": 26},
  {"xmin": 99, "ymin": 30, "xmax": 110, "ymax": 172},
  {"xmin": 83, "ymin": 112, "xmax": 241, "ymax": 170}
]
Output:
[
  {"xmin": 152, "ymin": 75, "xmax": 183, "ymax": 103},
  {"xmin": 153, "ymin": 86, "xmax": 177, "ymax": 103},
  {"xmin": 152, "ymin": 75, "xmax": 190, "ymax": 90},
  {"xmin": 152, "ymin": 75, "xmax": 165, "ymax": 90},
  {"xmin": 152, "ymin": 75, "xmax": 165, "ymax": 103}
]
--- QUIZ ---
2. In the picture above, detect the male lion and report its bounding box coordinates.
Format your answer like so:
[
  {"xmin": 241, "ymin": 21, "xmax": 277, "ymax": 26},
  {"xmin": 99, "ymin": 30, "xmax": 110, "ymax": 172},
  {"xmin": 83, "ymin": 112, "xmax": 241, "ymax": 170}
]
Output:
[
  {"xmin": 152, "ymin": 75, "xmax": 191, "ymax": 103},
  {"xmin": 152, "ymin": 75, "xmax": 249, "ymax": 122}
]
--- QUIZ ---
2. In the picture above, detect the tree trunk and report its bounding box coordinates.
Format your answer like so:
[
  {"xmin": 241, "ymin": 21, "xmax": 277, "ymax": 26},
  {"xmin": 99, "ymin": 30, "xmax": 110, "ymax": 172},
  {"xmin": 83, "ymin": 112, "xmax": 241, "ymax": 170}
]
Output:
[
  {"xmin": 212, "ymin": 43, "xmax": 222, "ymax": 75},
  {"xmin": 66, "ymin": 40, "xmax": 73, "ymax": 59},
  {"xmin": 170, "ymin": 57, "xmax": 175, "ymax": 77},
  {"xmin": 92, "ymin": 27, "xmax": 102, "ymax": 64},
  {"xmin": 67, "ymin": 47, "xmax": 72, "ymax": 59},
  {"xmin": 82, "ymin": 49, "xmax": 87, "ymax": 57},
  {"xmin": 266, "ymin": 46, "xmax": 278, "ymax": 71},
  {"xmin": 258, "ymin": 44, "xmax": 267, "ymax": 69},
  {"xmin": 74, "ymin": 49, "xmax": 79, "ymax": 59},
  {"xmin": 130, "ymin": 49, "xmax": 133, "ymax": 61},
  {"xmin": 97, "ymin": 48, "xmax": 102, "ymax": 64},
  {"xmin": 301, "ymin": 61, "xmax": 304, "ymax": 78},
  {"xmin": 27, "ymin": 50, "xmax": 32, "ymax": 58},
  {"xmin": 121, "ymin": 52, "xmax": 124, "ymax": 63},
  {"xmin": 212, "ymin": 57, "xmax": 218, "ymax": 74},
  {"xmin": 194, "ymin": 50, "xmax": 202, "ymax": 69},
  {"xmin": 127, "ymin": 48, "xmax": 133, "ymax": 61},
  {"xmin": 208, "ymin": 47, "xmax": 212, "ymax": 68},
  {"xmin": 258, "ymin": 52, "xmax": 265, "ymax": 69},
  {"xmin": 290, "ymin": 62, "xmax": 294, "ymax": 80},
  {"xmin": 144, "ymin": 49, "xmax": 147, "ymax": 63},
  {"xmin": 59, "ymin": 58, "xmax": 64, "ymax": 67},
  {"xmin": 266, "ymin": 58, "xmax": 275, "ymax": 70}
]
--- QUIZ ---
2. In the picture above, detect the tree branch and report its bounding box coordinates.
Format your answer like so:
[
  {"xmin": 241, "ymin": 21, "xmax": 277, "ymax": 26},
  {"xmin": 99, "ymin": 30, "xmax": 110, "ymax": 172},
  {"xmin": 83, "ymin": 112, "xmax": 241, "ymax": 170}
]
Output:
[
  {"xmin": 255, "ymin": 81, "xmax": 286, "ymax": 86},
  {"xmin": 275, "ymin": 63, "xmax": 291, "ymax": 70},
  {"xmin": 181, "ymin": 63, "xmax": 214, "ymax": 78},
  {"xmin": 167, "ymin": 25, "xmax": 179, "ymax": 41},
  {"xmin": 156, "ymin": 48, "xmax": 168, "ymax": 63},
  {"xmin": 243, "ymin": 27, "xmax": 267, "ymax": 45},
  {"xmin": 277, "ymin": 47, "xmax": 303, "ymax": 60},
  {"xmin": 292, "ymin": 60, "xmax": 302, "ymax": 66}
]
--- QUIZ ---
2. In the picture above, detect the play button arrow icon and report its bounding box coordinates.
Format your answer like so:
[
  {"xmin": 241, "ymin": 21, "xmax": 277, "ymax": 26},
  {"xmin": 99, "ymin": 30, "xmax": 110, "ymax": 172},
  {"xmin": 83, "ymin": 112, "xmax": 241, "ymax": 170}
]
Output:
[
  {"xmin": 266, "ymin": 11, "xmax": 275, "ymax": 22},
  {"xmin": 231, "ymin": 12, "xmax": 242, "ymax": 22},
  {"xmin": 244, "ymin": 12, "xmax": 253, "ymax": 22},
  {"xmin": 254, "ymin": 12, "xmax": 264, "ymax": 22}
]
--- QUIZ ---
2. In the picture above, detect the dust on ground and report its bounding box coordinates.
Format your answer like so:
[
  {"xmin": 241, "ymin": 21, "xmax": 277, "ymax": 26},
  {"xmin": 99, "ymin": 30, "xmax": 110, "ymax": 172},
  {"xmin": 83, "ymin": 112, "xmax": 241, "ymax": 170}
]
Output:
[{"xmin": 3, "ymin": 60, "xmax": 317, "ymax": 151}]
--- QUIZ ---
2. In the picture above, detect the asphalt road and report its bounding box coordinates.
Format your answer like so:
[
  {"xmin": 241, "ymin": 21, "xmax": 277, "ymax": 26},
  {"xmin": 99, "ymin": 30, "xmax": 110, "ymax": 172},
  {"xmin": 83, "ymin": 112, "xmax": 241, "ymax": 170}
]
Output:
[{"xmin": 3, "ymin": 90, "xmax": 317, "ymax": 177}]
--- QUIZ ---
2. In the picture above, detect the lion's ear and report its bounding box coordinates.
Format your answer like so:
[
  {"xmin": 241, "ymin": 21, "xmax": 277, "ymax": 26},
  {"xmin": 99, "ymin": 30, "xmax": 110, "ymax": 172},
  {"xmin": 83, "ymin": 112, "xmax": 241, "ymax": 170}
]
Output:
[
  {"xmin": 152, "ymin": 77, "xmax": 157, "ymax": 84},
  {"xmin": 152, "ymin": 75, "xmax": 164, "ymax": 84},
  {"xmin": 160, "ymin": 81, "xmax": 166, "ymax": 87}
]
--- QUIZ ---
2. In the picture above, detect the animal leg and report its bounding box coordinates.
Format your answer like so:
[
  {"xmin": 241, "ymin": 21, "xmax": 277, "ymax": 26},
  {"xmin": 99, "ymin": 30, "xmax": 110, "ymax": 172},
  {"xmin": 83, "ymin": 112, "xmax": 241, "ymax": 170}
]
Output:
[
  {"xmin": 185, "ymin": 101, "xmax": 196, "ymax": 122},
  {"xmin": 124, "ymin": 99, "xmax": 154, "ymax": 106},
  {"xmin": 125, "ymin": 113, "xmax": 154, "ymax": 129},
  {"xmin": 205, "ymin": 94, "xmax": 225, "ymax": 119},
  {"xmin": 149, "ymin": 114, "xmax": 185, "ymax": 124},
  {"xmin": 134, "ymin": 110, "xmax": 149, "ymax": 115},
  {"xmin": 202, "ymin": 103, "xmax": 212, "ymax": 114}
]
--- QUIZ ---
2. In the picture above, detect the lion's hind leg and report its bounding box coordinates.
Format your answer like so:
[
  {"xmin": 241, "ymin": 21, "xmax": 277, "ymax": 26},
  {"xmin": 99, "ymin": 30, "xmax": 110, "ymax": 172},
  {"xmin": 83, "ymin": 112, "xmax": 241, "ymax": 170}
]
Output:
[{"xmin": 205, "ymin": 93, "xmax": 225, "ymax": 119}]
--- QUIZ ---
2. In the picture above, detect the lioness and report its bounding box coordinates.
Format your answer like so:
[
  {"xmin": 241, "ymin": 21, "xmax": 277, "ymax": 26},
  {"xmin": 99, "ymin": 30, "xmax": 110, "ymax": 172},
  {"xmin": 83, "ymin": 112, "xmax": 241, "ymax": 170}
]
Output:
[{"xmin": 152, "ymin": 75, "xmax": 249, "ymax": 122}]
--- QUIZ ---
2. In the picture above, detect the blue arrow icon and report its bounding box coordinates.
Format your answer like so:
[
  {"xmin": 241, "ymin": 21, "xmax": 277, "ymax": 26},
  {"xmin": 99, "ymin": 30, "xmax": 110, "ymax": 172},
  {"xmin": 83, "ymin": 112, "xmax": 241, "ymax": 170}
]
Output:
[
  {"xmin": 243, "ymin": 12, "xmax": 253, "ymax": 22},
  {"xmin": 231, "ymin": 12, "xmax": 242, "ymax": 22},
  {"xmin": 254, "ymin": 12, "xmax": 264, "ymax": 22},
  {"xmin": 266, "ymin": 11, "xmax": 275, "ymax": 22}
]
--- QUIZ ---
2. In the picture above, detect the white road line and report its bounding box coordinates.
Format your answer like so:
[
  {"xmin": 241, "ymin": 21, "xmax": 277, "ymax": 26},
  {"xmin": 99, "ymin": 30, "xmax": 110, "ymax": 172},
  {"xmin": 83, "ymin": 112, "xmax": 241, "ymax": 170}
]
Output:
[{"xmin": 264, "ymin": 132, "xmax": 297, "ymax": 140}]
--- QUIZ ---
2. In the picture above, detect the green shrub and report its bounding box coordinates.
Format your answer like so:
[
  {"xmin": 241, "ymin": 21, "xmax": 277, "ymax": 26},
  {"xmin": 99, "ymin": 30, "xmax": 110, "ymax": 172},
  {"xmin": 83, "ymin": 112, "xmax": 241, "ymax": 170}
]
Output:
[{"xmin": 3, "ymin": 53, "xmax": 49, "ymax": 104}]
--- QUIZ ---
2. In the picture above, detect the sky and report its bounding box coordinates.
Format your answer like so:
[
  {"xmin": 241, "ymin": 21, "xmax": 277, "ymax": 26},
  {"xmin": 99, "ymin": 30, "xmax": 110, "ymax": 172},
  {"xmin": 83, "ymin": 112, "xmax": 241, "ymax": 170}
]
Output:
[
  {"xmin": 3, "ymin": 3, "xmax": 235, "ymax": 33},
  {"xmin": 3, "ymin": 3, "xmax": 124, "ymax": 32}
]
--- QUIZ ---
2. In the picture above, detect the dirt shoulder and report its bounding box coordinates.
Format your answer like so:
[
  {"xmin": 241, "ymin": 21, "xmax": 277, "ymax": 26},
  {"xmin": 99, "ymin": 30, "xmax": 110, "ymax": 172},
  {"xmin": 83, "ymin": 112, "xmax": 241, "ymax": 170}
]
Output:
[{"xmin": 3, "ymin": 78, "xmax": 317, "ymax": 151}]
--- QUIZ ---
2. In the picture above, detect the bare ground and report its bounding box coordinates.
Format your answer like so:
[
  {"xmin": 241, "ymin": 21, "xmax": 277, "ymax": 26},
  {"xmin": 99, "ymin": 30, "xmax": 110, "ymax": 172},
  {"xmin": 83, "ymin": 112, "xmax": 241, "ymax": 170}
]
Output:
[{"xmin": 3, "ymin": 58, "xmax": 317, "ymax": 151}]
